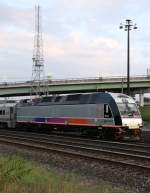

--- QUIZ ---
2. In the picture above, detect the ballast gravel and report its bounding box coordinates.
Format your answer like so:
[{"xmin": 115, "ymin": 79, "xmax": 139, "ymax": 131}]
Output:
[{"xmin": 0, "ymin": 143, "xmax": 149, "ymax": 193}]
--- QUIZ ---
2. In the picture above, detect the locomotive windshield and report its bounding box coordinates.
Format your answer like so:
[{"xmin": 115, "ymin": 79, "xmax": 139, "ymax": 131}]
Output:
[{"xmin": 117, "ymin": 102, "xmax": 140, "ymax": 118}]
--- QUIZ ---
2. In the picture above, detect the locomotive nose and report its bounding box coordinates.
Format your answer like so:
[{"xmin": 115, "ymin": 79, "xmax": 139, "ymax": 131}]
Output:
[{"xmin": 122, "ymin": 118, "xmax": 143, "ymax": 129}]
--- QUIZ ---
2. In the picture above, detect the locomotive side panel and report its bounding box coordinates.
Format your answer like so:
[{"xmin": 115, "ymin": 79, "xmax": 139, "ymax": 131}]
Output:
[{"xmin": 17, "ymin": 103, "xmax": 115, "ymax": 127}]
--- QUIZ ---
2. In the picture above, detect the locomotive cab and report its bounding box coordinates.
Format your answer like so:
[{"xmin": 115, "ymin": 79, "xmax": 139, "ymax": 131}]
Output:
[{"xmin": 111, "ymin": 93, "xmax": 143, "ymax": 140}]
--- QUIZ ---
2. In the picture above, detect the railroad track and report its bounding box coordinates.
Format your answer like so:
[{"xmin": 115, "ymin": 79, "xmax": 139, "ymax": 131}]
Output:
[
  {"xmin": 0, "ymin": 129, "xmax": 150, "ymax": 172},
  {"xmin": 1, "ymin": 129, "xmax": 150, "ymax": 152},
  {"xmin": 141, "ymin": 131, "xmax": 150, "ymax": 144}
]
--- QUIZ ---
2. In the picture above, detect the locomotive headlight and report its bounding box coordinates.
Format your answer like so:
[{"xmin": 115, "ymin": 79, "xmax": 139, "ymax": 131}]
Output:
[{"xmin": 138, "ymin": 123, "xmax": 143, "ymax": 128}]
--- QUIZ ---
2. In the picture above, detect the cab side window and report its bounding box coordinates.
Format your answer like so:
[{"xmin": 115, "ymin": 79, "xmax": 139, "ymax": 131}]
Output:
[
  {"xmin": 0, "ymin": 110, "xmax": 5, "ymax": 115},
  {"xmin": 104, "ymin": 104, "xmax": 112, "ymax": 118}
]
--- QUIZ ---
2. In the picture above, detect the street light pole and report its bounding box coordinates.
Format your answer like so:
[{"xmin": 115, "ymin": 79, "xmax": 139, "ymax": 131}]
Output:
[
  {"xmin": 120, "ymin": 19, "xmax": 137, "ymax": 96},
  {"xmin": 127, "ymin": 19, "xmax": 130, "ymax": 96}
]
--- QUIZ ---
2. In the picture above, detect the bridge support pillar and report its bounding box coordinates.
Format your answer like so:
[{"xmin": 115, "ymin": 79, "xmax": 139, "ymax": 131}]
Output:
[{"xmin": 139, "ymin": 93, "xmax": 144, "ymax": 107}]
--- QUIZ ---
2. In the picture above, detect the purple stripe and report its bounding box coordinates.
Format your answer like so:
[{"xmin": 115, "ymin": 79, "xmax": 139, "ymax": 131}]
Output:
[{"xmin": 47, "ymin": 118, "xmax": 66, "ymax": 124}]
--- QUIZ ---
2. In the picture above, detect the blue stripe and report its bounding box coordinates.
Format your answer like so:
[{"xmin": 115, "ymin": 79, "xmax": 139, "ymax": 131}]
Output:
[{"xmin": 35, "ymin": 117, "xmax": 45, "ymax": 122}]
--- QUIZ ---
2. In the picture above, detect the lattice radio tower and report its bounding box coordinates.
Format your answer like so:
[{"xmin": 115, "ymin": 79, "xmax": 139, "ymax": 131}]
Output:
[{"xmin": 31, "ymin": 5, "xmax": 48, "ymax": 96}]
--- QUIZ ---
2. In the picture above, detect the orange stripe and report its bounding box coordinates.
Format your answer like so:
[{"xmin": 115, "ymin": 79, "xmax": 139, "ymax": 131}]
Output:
[{"xmin": 68, "ymin": 118, "xmax": 89, "ymax": 125}]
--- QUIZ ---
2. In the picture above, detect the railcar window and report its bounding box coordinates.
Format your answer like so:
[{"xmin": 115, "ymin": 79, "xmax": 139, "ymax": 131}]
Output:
[
  {"xmin": 6, "ymin": 100, "xmax": 16, "ymax": 103},
  {"xmin": 54, "ymin": 96, "xmax": 62, "ymax": 102},
  {"xmin": 0, "ymin": 110, "xmax": 5, "ymax": 115},
  {"xmin": 88, "ymin": 94, "xmax": 98, "ymax": 103},
  {"xmin": 66, "ymin": 94, "xmax": 81, "ymax": 101},
  {"xmin": 22, "ymin": 99, "xmax": 31, "ymax": 103},
  {"xmin": 41, "ymin": 97, "xmax": 52, "ymax": 102},
  {"xmin": 104, "ymin": 104, "xmax": 112, "ymax": 118},
  {"xmin": 117, "ymin": 103, "xmax": 140, "ymax": 117},
  {"xmin": 80, "ymin": 94, "xmax": 91, "ymax": 104},
  {"xmin": 90, "ymin": 93, "xmax": 107, "ymax": 104},
  {"xmin": 32, "ymin": 98, "xmax": 41, "ymax": 103},
  {"xmin": 10, "ymin": 107, "xmax": 13, "ymax": 114}
]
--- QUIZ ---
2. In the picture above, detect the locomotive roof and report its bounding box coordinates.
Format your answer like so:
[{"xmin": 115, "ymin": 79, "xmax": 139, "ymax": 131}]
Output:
[
  {"xmin": 0, "ymin": 101, "xmax": 16, "ymax": 107},
  {"xmin": 17, "ymin": 92, "xmax": 135, "ymax": 107},
  {"xmin": 110, "ymin": 93, "xmax": 135, "ymax": 103}
]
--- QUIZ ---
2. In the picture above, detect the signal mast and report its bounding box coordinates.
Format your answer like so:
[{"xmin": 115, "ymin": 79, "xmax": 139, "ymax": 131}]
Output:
[{"xmin": 31, "ymin": 5, "xmax": 48, "ymax": 96}]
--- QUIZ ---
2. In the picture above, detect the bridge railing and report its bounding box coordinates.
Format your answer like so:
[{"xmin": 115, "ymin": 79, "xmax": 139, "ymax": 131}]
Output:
[{"xmin": 0, "ymin": 75, "xmax": 149, "ymax": 87}]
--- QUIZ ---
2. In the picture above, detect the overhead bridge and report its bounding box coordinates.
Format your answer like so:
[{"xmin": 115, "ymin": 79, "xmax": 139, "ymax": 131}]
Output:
[{"xmin": 0, "ymin": 76, "xmax": 150, "ymax": 100}]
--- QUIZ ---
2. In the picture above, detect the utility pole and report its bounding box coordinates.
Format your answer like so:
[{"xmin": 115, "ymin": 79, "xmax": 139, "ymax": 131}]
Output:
[
  {"xmin": 119, "ymin": 19, "xmax": 137, "ymax": 96},
  {"xmin": 31, "ymin": 5, "xmax": 48, "ymax": 96}
]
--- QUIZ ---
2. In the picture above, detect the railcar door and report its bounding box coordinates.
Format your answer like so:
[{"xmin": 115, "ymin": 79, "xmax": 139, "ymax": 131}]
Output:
[
  {"xmin": 9, "ymin": 107, "xmax": 16, "ymax": 128},
  {"xmin": 104, "ymin": 104, "xmax": 112, "ymax": 118}
]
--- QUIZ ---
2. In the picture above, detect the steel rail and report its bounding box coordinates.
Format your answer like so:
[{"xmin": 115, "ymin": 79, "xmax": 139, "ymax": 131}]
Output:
[
  {"xmin": 0, "ymin": 132, "xmax": 150, "ymax": 170},
  {"xmin": 0, "ymin": 132, "xmax": 149, "ymax": 157},
  {"xmin": 0, "ymin": 136, "xmax": 150, "ymax": 173},
  {"xmin": 0, "ymin": 129, "xmax": 150, "ymax": 151}
]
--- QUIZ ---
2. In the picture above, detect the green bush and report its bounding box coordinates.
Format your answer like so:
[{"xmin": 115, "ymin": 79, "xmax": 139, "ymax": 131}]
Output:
[
  {"xmin": 0, "ymin": 156, "xmax": 32, "ymax": 191},
  {"xmin": 0, "ymin": 156, "xmax": 134, "ymax": 193},
  {"xmin": 140, "ymin": 107, "xmax": 150, "ymax": 121}
]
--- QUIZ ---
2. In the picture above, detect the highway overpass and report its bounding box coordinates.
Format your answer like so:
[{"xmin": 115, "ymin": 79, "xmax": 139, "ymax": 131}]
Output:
[{"xmin": 0, "ymin": 75, "xmax": 150, "ymax": 106}]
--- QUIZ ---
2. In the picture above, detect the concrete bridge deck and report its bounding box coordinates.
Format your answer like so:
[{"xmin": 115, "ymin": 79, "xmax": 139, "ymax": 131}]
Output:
[{"xmin": 0, "ymin": 75, "xmax": 149, "ymax": 97}]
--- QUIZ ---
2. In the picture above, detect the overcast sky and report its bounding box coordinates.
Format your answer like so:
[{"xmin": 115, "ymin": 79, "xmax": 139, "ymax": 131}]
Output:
[{"xmin": 0, "ymin": 0, "xmax": 150, "ymax": 81}]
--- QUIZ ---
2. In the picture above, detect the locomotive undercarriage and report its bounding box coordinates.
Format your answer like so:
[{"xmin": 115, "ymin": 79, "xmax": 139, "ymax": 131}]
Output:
[
  {"xmin": 123, "ymin": 128, "xmax": 141, "ymax": 141},
  {"xmin": 15, "ymin": 122, "xmax": 141, "ymax": 141},
  {"xmin": 99, "ymin": 127, "xmax": 141, "ymax": 141}
]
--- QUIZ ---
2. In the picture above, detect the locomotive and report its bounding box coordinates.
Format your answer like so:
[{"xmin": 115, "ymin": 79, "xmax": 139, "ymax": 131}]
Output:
[{"xmin": 0, "ymin": 92, "xmax": 143, "ymax": 140}]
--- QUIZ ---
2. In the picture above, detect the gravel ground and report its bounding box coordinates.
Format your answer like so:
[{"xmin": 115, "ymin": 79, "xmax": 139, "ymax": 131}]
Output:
[
  {"xmin": 0, "ymin": 143, "xmax": 149, "ymax": 193},
  {"xmin": 142, "ymin": 122, "xmax": 150, "ymax": 131}
]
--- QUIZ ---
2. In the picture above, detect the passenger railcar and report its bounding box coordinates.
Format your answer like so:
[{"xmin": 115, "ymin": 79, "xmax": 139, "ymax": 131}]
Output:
[
  {"xmin": 15, "ymin": 92, "xmax": 142, "ymax": 140},
  {"xmin": 0, "ymin": 100, "xmax": 16, "ymax": 128}
]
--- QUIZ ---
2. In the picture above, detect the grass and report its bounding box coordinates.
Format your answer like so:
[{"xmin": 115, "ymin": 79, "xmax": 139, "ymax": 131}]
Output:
[
  {"xmin": 140, "ymin": 107, "xmax": 150, "ymax": 121},
  {"xmin": 0, "ymin": 156, "xmax": 135, "ymax": 193}
]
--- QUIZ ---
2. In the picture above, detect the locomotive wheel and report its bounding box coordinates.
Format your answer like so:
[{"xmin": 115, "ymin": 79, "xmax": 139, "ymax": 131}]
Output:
[
  {"xmin": 97, "ymin": 128, "xmax": 104, "ymax": 139},
  {"xmin": 102, "ymin": 128, "xmax": 115, "ymax": 140}
]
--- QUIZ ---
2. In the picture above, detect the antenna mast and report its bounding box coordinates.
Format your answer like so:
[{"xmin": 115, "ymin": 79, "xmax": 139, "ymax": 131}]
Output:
[{"xmin": 31, "ymin": 5, "xmax": 47, "ymax": 96}]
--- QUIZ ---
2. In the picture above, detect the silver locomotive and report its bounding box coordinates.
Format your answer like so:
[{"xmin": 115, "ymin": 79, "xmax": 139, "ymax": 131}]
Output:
[{"xmin": 0, "ymin": 92, "xmax": 143, "ymax": 140}]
